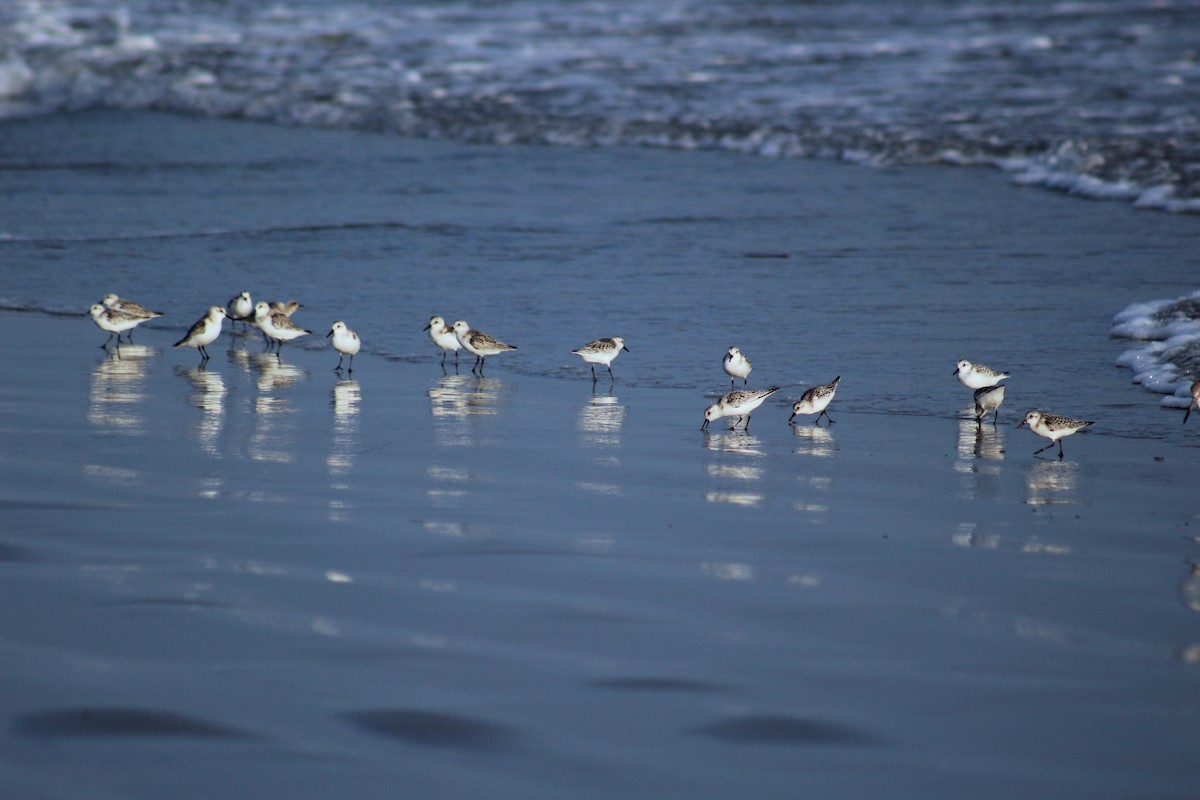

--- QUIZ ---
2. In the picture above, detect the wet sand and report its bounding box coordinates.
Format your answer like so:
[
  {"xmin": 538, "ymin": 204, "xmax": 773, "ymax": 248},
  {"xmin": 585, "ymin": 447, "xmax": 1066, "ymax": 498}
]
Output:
[{"xmin": 1, "ymin": 111, "xmax": 1199, "ymax": 799}]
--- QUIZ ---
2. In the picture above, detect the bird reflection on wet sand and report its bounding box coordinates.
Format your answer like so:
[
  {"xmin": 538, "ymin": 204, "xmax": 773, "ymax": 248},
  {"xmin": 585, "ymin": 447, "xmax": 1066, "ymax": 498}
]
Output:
[{"xmin": 88, "ymin": 345, "xmax": 156, "ymax": 434}]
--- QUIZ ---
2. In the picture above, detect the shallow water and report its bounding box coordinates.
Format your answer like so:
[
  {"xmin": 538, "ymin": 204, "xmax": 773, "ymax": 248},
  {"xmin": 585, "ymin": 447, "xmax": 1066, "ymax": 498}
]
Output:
[
  {"xmin": 2, "ymin": 111, "xmax": 1198, "ymax": 441},
  {"xmin": 1, "ymin": 111, "xmax": 1199, "ymax": 799}
]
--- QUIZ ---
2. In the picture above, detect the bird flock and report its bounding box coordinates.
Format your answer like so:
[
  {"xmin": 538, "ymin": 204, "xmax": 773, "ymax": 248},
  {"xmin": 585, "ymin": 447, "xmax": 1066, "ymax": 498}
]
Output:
[{"xmin": 88, "ymin": 292, "xmax": 1200, "ymax": 458}]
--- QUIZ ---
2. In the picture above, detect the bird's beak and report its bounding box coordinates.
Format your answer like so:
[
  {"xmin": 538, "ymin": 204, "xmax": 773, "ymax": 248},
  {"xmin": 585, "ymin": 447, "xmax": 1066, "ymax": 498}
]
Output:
[
  {"xmin": 326, "ymin": 330, "xmax": 333, "ymax": 338},
  {"xmin": 622, "ymin": 345, "xmax": 630, "ymax": 352},
  {"xmin": 951, "ymin": 368, "xmax": 958, "ymax": 375},
  {"xmin": 788, "ymin": 413, "xmax": 796, "ymax": 424},
  {"xmin": 701, "ymin": 419, "xmax": 709, "ymax": 431},
  {"xmin": 422, "ymin": 323, "xmax": 431, "ymax": 331},
  {"xmin": 1017, "ymin": 420, "xmax": 1026, "ymax": 428}
]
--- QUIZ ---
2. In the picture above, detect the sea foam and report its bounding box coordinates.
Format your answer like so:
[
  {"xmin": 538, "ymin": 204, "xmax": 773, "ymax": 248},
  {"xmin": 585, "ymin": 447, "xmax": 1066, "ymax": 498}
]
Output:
[{"xmin": 1112, "ymin": 290, "xmax": 1200, "ymax": 407}]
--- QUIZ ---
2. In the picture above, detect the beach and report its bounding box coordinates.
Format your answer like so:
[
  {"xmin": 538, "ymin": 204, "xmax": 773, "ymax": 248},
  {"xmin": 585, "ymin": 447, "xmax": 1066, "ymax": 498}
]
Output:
[{"xmin": 1, "ymin": 110, "xmax": 1199, "ymax": 799}]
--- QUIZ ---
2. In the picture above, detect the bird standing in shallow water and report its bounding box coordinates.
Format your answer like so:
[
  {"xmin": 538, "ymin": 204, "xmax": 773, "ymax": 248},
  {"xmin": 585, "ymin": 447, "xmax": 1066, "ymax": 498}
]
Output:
[
  {"xmin": 723, "ymin": 346, "xmax": 752, "ymax": 387},
  {"xmin": 789, "ymin": 377, "xmax": 841, "ymax": 425},
  {"xmin": 174, "ymin": 306, "xmax": 227, "ymax": 364},
  {"xmin": 573, "ymin": 337, "xmax": 630, "ymax": 384},
  {"xmin": 972, "ymin": 384, "xmax": 1005, "ymax": 427},
  {"xmin": 1018, "ymin": 410, "xmax": 1093, "ymax": 459},
  {"xmin": 453, "ymin": 320, "xmax": 517, "ymax": 375},
  {"xmin": 424, "ymin": 315, "xmax": 461, "ymax": 368},
  {"xmin": 702, "ymin": 387, "xmax": 780, "ymax": 432},
  {"xmin": 954, "ymin": 359, "xmax": 1009, "ymax": 390},
  {"xmin": 89, "ymin": 304, "xmax": 149, "ymax": 351},
  {"xmin": 327, "ymin": 320, "xmax": 361, "ymax": 373},
  {"xmin": 101, "ymin": 293, "xmax": 163, "ymax": 343},
  {"xmin": 227, "ymin": 291, "xmax": 253, "ymax": 330},
  {"xmin": 254, "ymin": 301, "xmax": 311, "ymax": 357}
]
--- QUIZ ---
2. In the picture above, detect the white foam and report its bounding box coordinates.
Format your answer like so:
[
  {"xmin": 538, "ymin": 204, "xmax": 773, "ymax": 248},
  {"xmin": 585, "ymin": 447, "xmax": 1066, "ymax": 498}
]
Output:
[{"xmin": 1112, "ymin": 290, "xmax": 1200, "ymax": 397}]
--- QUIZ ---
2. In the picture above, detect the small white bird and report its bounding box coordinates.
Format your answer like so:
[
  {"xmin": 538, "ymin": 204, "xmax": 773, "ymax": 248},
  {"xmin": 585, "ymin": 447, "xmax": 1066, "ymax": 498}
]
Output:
[
  {"xmin": 702, "ymin": 387, "xmax": 780, "ymax": 432},
  {"xmin": 789, "ymin": 376, "xmax": 840, "ymax": 425},
  {"xmin": 102, "ymin": 293, "xmax": 163, "ymax": 320},
  {"xmin": 572, "ymin": 337, "xmax": 630, "ymax": 383},
  {"xmin": 423, "ymin": 315, "xmax": 462, "ymax": 368},
  {"xmin": 89, "ymin": 303, "xmax": 149, "ymax": 350},
  {"xmin": 101, "ymin": 293, "xmax": 163, "ymax": 343},
  {"xmin": 954, "ymin": 359, "xmax": 1009, "ymax": 390},
  {"xmin": 227, "ymin": 291, "xmax": 254, "ymax": 330},
  {"xmin": 973, "ymin": 384, "xmax": 1005, "ymax": 427},
  {"xmin": 327, "ymin": 320, "xmax": 361, "ymax": 373},
  {"xmin": 174, "ymin": 306, "xmax": 227, "ymax": 364},
  {"xmin": 723, "ymin": 346, "xmax": 752, "ymax": 387},
  {"xmin": 254, "ymin": 301, "xmax": 311, "ymax": 356},
  {"xmin": 1017, "ymin": 410, "xmax": 1094, "ymax": 459},
  {"xmin": 453, "ymin": 320, "xmax": 517, "ymax": 374},
  {"xmin": 1184, "ymin": 380, "xmax": 1200, "ymax": 425}
]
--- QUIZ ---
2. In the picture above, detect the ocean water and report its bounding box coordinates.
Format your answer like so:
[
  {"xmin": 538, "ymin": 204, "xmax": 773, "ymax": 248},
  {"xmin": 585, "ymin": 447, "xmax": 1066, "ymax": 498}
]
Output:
[
  {"xmin": 1, "ymin": 0, "xmax": 1199, "ymax": 211},
  {"xmin": 0, "ymin": 108, "xmax": 1198, "ymax": 442}
]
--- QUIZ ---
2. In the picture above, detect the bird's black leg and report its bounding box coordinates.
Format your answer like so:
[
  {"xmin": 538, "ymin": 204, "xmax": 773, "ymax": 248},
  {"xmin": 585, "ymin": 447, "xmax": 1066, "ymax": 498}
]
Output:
[
  {"xmin": 1057, "ymin": 441, "xmax": 1064, "ymax": 460},
  {"xmin": 1034, "ymin": 442, "xmax": 1053, "ymax": 455},
  {"xmin": 591, "ymin": 365, "xmax": 597, "ymax": 383},
  {"xmin": 335, "ymin": 355, "xmax": 344, "ymax": 372},
  {"xmin": 348, "ymin": 354, "xmax": 354, "ymax": 374},
  {"xmin": 608, "ymin": 365, "xmax": 614, "ymax": 383}
]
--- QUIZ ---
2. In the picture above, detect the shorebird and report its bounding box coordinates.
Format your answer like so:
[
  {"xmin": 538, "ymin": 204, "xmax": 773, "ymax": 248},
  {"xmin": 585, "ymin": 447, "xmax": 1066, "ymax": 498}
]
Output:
[
  {"xmin": 424, "ymin": 315, "xmax": 462, "ymax": 368},
  {"xmin": 572, "ymin": 337, "xmax": 629, "ymax": 384},
  {"xmin": 327, "ymin": 320, "xmax": 361, "ymax": 373},
  {"xmin": 89, "ymin": 303, "xmax": 149, "ymax": 351},
  {"xmin": 226, "ymin": 291, "xmax": 254, "ymax": 330},
  {"xmin": 973, "ymin": 384, "xmax": 1006, "ymax": 427},
  {"xmin": 101, "ymin": 293, "xmax": 163, "ymax": 342},
  {"xmin": 452, "ymin": 320, "xmax": 517, "ymax": 375},
  {"xmin": 789, "ymin": 376, "xmax": 841, "ymax": 425},
  {"xmin": 174, "ymin": 306, "xmax": 227, "ymax": 364},
  {"xmin": 954, "ymin": 359, "xmax": 1009, "ymax": 390},
  {"xmin": 1018, "ymin": 410, "xmax": 1093, "ymax": 459},
  {"xmin": 702, "ymin": 387, "xmax": 780, "ymax": 432},
  {"xmin": 723, "ymin": 346, "xmax": 752, "ymax": 387},
  {"xmin": 254, "ymin": 301, "xmax": 311, "ymax": 356},
  {"xmin": 268, "ymin": 300, "xmax": 302, "ymax": 317}
]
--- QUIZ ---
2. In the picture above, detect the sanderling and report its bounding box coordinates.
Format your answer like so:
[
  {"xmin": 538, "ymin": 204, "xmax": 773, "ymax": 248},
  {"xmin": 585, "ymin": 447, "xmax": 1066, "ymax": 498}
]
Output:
[
  {"xmin": 89, "ymin": 303, "xmax": 149, "ymax": 350},
  {"xmin": 173, "ymin": 306, "xmax": 227, "ymax": 363},
  {"xmin": 1184, "ymin": 380, "xmax": 1200, "ymax": 424},
  {"xmin": 453, "ymin": 320, "xmax": 517, "ymax": 374},
  {"xmin": 255, "ymin": 301, "xmax": 311, "ymax": 356},
  {"xmin": 227, "ymin": 291, "xmax": 254, "ymax": 330},
  {"xmin": 269, "ymin": 300, "xmax": 302, "ymax": 317},
  {"xmin": 101, "ymin": 293, "xmax": 163, "ymax": 342},
  {"xmin": 789, "ymin": 376, "xmax": 840, "ymax": 425},
  {"xmin": 972, "ymin": 384, "xmax": 1006, "ymax": 426},
  {"xmin": 702, "ymin": 386, "xmax": 780, "ymax": 431},
  {"xmin": 423, "ymin": 315, "xmax": 462, "ymax": 368},
  {"xmin": 1017, "ymin": 410, "xmax": 1093, "ymax": 459},
  {"xmin": 573, "ymin": 337, "xmax": 629, "ymax": 383},
  {"xmin": 327, "ymin": 320, "xmax": 361, "ymax": 373},
  {"xmin": 102, "ymin": 293, "xmax": 163, "ymax": 320},
  {"xmin": 954, "ymin": 359, "xmax": 1009, "ymax": 390},
  {"xmin": 723, "ymin": 346, "xmax": 752, "ymax": 387}
]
